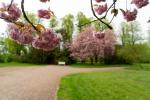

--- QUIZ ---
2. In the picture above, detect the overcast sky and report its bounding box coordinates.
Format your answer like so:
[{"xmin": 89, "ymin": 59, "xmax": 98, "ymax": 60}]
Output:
[{"xmin": 0, "ymin": 0, "xmax": 150, "ymax": 38}]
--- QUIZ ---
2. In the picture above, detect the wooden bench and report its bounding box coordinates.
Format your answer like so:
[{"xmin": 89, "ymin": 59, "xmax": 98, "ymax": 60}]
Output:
[{"xmin": 58, "ymin": 61, "xmax": 66, "ymax": 65}]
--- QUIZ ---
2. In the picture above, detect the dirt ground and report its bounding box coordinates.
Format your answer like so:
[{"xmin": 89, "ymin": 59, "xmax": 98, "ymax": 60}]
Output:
[{"xmin": 0, "ymin": 65, "xmax": 123, "ymax": 100}]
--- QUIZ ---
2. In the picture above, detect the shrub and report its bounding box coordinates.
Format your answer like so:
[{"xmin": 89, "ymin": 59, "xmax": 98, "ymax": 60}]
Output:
[{"xmin": 116, "ymin": 44, "xmax": 150, "ymax": 64}]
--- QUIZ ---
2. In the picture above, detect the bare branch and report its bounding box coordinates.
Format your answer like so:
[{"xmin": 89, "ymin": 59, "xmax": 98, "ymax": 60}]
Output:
[
  {"xmin": 109, "ymin": 0, "xmax": 117, "ymax": 24},
  {"xmin": 77, "ymin": 19, "xmax": 98, "ymax": 27},
  {"xmin": 7, "ymin": 0, "xmax": 14, "ymax": 11},
  {"xmin": 78, "ymin": 0, "xmax": 118, "ymax": 29},
  {"xmin": 0, "ymin": 17, "xmax": 24, "ymax": 27},
  {"xmin": 90, "ymin": 0, "xmax": 112, "ymax": 29},
  {"xmin": 103, "ymin": 0, "xmax": 117, "ymax": 18},
  {"xmin": 21, "ymin": 0, "xmax": 40, "ymax": 32}
]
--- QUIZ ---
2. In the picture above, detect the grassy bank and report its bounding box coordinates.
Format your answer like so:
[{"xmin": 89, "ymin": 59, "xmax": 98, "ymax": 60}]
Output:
[
  {"xmin": 0, "ymin": 62, "xmax": 46, "ymax": 67},
  {"xmin": 58, "ymin": 70, "xmax": 150, "ymax": 100},
  {"xmin": 71, "ymin": 63, "xmax": 150, "ymax": 70}
]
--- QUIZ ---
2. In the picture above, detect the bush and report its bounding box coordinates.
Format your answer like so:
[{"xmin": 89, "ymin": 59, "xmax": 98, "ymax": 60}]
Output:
[
  {"xmin": 22, "ymin": 47, "xmax": 59, "ymax": 64},
  {"xmin": 0, "ymin": 54, "xmax": 3, "ymax": 62},
  {"xmin": 116, "ymin": 44, "xmax": 150, "ymax": 64},
  {"xmin": 58, "ymin": 49, "xmax": 76, "ymax": 65}
]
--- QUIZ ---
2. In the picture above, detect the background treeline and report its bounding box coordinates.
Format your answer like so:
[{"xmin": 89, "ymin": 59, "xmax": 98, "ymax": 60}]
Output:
[{"xmin": 0, "ymin": 12, "xmax": 150, "ymax": 65}]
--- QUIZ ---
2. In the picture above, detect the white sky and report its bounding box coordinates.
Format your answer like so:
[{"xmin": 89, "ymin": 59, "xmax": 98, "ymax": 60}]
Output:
[{"xmin": 0, "ymin": 0, "xmax": 150, "ymax": 38}]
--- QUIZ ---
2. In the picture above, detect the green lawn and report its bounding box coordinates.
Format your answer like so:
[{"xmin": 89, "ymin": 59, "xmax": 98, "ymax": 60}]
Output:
[
  {"xmin": 0, "ymin": 62, "xmax": 46, "ymax": 67},
  {"xmin": 71, "ymin": 63, "xmax": 150, "ymax": 70},
  {"xmin": 71, "ymin": 63, "xmax": 130, "ymax": 68},
  {"xmin": 126, "ymin": 63, "xmax": 150, "ymax": 71},
  {"xmin": 58, "ymin": 70, "xmax": 150, "ymax": 100}
]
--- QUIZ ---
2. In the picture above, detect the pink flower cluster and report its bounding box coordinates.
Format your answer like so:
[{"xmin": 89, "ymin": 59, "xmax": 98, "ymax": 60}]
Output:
[
  {"xmin": 8, "ymin": 24, "xmax": 34, "ymax": 44},
  {"xmin": 131, "ymin": 0, "xmax": 149, "ymax": 8},
  {"xmin": 8, "ymin": 24, "xmax": 60, "ymax": 50},
  {"xmin": 40, "ymin": 0, "xmax": 50, "ymax": 3},
  {"xmin": 0, "ymin": 3, "xmax": 21, "ymax": 22},
  {"xmin": 95, "ymin": 4, "xmax": 107, "ymax": 15},
  {"xmin": 32, "ymin": 29, "xmax": 60, "ymax": 51},
  {"xmin": 95, "ymin": 0, "xmax": 106, "ymax": 3},
  {"xmin": 121, "ymin": 9, "xmax": 138, "ymax": 22},
  {"xmin": 38, "ymin": 9, "xmax": 51, "ymax": 19},
  {"xmin": 70, "ymin": 27, "xmax": 116, "ymax": 61},
  {"xmin": 94, "ymin": 31, "xmax": 105, "ymax": 39},
  {"xmin": 94, "ymin": 29, "xmax": 116, "ymax": 56},
  {"xmin": 93, "ymin": 0, "xmax": 149, "ymax": 22},
  {"xmin": 8, "ymin": 23, "xmax": 35, "ymax": 44}
]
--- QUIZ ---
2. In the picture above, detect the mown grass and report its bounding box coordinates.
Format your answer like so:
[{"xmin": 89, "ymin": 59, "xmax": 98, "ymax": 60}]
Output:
[
  {"xmin": 0, "ymin": 62, "xmax": 46, "ymax": 67},
  {"xmin": 71, "ymin": 63, "xmax": 130, "ymax": 68},
  {"xmin": 58, "ymin": 70, "xmax": 150, "ymax": 100},
  {"xmin": 126, "ymin": 63, "xmax": 150, "ymax": 71},
  {"xmin": 71, "ymin": 63, "xmax": 150, "ymax": 70}
]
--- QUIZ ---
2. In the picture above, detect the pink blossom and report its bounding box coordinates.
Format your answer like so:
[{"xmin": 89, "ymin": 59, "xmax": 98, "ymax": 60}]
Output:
[
  {"xmin": 38, "ymin": 9, "xmax": 51, "ymax": 19},
  {"xmin": 131, "ymin": 0, "xmax": 149, "ymax": 8},
  {"xmin": 94, "ymin": 31, "xmax": 105, "ymax": 39},
  {"xmin": 95, "ymin": 0, "xmax": 106, "ymax": 3},
  {"xmin": 103, "ymin": 30, "xmax": 116, "ymax": 57},
  {"xmin": 8, "ymin": 23, "xmax": 34, "ymax": 44},
  {"xmin": 70, "ymin": 27, "xmax": 116, "ymax": 61},
  {"xmin": 121, "ymin": 9, "xmax": 138, "ymax": 22},
  {"xmin": 40, "ymin": 0, "xmax": 50, "ymax": 3},
  {"xmin": 95, "ymin": 4, "xmax": 107, "ymax": 15},
  {"xmin": 0, "ymin": 3, "xmax": 21, "ymax": 22},
  {"xmin": 32, "ymin": 29, "xmax": 60, "ymax": 51}
]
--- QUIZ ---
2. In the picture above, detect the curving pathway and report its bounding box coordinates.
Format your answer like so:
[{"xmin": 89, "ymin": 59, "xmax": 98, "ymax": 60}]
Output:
[{"xmin": 0, "ymin": 65, "xmax": 123, "ymax": 100}]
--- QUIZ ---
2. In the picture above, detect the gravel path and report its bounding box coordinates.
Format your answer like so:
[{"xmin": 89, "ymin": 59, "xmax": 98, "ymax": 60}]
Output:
[{"xmin": 0, "ymin": 65, "xmax": 123, "ymax": 100}]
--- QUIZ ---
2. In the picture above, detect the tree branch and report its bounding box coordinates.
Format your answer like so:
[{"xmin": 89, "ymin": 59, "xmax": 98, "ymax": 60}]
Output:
[
  {"xmin": 103, "ymin": 0, "xmax": 117, "ymax": 18},
  {"xmin": 77, "ymin": 19, "xmax": 98, "ymax": 27},
  {"xmin": 0, "ymin": 17, "xmax": 24, "ymax": 27},
  {"xmin": 21, "ymin": 0, "xmax": 40, "ymax": 32},
  {"xmin": 109, "ymin": 0, "xmax": 117, "ymax": 24},
  {"xmin": 7, "ymin": 0, "xmax": 14, "ymax": 10},
  {"xmin": 90, "ymin": 0, "xmax": 112, "ymax": 29},
  {"xmin": 78, "ymin": 0, "xmax": 118, "ymax": 29}
]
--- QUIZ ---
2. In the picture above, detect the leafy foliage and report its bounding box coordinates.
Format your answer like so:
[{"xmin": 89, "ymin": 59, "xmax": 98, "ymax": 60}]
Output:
[
  {"xmin": 117, "ymin": 44, "xmax": 150, "ymax": 64},
  {"xmin": 119, "ymin": 21, "xmax": 142, "ymax": 46},
  {"xmin": 61, "ymin": 14, "xmax": 74, "ymax": 42}
]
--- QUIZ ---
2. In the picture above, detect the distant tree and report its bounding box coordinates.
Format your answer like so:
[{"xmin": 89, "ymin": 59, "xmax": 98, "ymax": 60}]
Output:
[
  {"xmin": 21, "ymin": 12, "xmax": 39, "ymax": 24},
  {"xmin": 49, "ymin": 16, "xmax": 58, "ymax": 28},
  {"xmin": 4, "ymin": 38, "xmax": 26, "ymax": 56},
  {"xmin": 0, "ymin": 0, "xmax": 149, "ymax": 51},
  {"xmin": 92, "ymin": 19, "xmax": 110, "ymax": 31},
  {"xmin": 70, "ymin": 27, "xmax": 116, "ymax": 64},
  {"xmin": 129, "ymin": 21, "xmax": 142, "ymax": 45},
  {"xmin": 24, "ymin": 47, "xmax": 59, "ymax": 64},
  {"xmin": 147, "ymin": 25, "xmax": 150, "ymax": 46},
  {"xmin": 76, "ymin": 12, "xmax": 92, "ymax": 32},
  {"xmin": 0, "ymin": 34, "xmax": 6, "ymax": 54},
  {"xmin": 61, "ymin": 14, "xmax": 74, "ymax": 42},
  {"xmin": 56, "ymin": 28, "xmax": 67, "ymax": 43},
  {"xmin": 119, "ymin": 21, "xmax": 142, "ymax": 46}
]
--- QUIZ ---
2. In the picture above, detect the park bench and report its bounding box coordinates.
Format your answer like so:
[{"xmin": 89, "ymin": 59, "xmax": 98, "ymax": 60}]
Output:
[{"xmin": 58, "ymin": 61, "xmax": 66, "ymax": 65}]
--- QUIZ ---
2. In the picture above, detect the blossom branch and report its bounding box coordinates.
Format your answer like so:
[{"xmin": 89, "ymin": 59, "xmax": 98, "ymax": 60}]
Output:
[
  {"xmin": 0, "ymin": 16, "xmax": 24, "ymax": 27},
  {"xmin": 103, "ymin": 0, "xmax": 117, "ymax": 19},
  {"xmin": 7, "ymin": 0, "xmax": 14, "ymax": 10},
  {"xmin": 77, "ymin": 19, "xmax": 98, "ymax": 27},
  {"xmin": 109, "ymin": 0, "xmax": 117, "ymax": 24},
  {"xmin": 21, "ymin": 0, "xmax": 40, "ymax": 32},
  {"xmin": 90, "ymin": 0, "xmax": 112, "ymax": 29},
  {"xmin": 78, "ymin": 0, "xmax": 118, "ymax": 29}
]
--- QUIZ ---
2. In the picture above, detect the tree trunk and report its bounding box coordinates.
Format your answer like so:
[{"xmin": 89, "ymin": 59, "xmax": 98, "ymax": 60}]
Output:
[
  {"xmin": 90, "ymin": 58, "xmax": 94, "ymax": 65},
  {"xmin": 81, "ymin": 60, "xmax": 85, "ymax": 64},
  {"xmin": 95, "ymin": 55, "xmax": 98, "ymax": 64}
]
